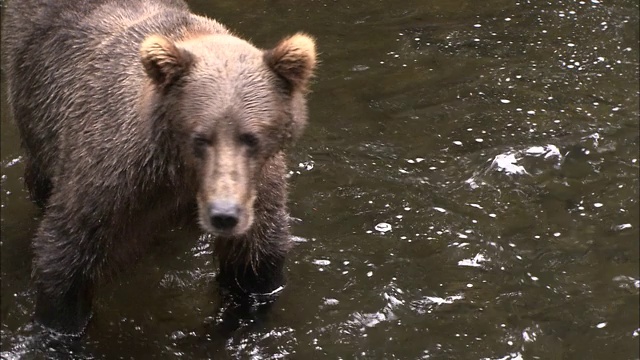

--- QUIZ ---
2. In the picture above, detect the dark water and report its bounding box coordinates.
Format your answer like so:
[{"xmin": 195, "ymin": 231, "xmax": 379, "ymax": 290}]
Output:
[{"xmin": 2, "ymin": 0, "xmax": 639, "ymax": 358}]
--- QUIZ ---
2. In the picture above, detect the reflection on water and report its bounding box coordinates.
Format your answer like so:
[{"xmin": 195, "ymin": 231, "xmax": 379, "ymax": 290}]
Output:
[{"xmin": 1, "ymin": 0, "xmax": 638, "ymax": 358}]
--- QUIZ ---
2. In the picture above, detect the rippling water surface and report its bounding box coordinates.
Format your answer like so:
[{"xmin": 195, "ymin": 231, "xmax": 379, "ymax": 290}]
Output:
[{"xmin": 1, "ymin": 0, "xmax": 638, "ymax": 358}]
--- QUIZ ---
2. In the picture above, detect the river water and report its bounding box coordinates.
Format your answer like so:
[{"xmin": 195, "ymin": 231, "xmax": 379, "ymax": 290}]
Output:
[{"xmin": 1, "ymin": 0, "xmax": 638, "ymax": 358}]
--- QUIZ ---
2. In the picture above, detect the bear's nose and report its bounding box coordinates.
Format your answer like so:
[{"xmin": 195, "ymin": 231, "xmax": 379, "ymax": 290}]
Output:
[{"xmin": 208, "ymin": 201, "xmax": 240, "ymax": 231}]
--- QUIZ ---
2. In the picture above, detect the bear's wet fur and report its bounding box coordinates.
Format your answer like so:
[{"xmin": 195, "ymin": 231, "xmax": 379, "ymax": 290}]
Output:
[{"xmin": 2, "ymin": 0, "xmax": 316, "ymax": 334}]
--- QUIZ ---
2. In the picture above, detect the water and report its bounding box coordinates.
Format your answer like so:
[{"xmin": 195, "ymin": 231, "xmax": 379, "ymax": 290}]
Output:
[{"xmin": 2, "ymin": 0, "xmax": 639, "ymax": 358}]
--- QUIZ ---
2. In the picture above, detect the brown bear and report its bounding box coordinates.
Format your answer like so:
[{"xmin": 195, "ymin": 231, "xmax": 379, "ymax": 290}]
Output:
[{"xmin": 2, "ymin": 0, "xmax": 316, "ymax": 335}]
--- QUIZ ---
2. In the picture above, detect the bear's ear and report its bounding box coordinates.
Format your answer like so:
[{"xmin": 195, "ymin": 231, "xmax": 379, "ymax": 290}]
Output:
[
  {"xmin": 140, "ymin": 35, "xmax": 193, "ymax": 88},
  {"xmin": 265, "ymin": 33, "xmax": 317, "ymax": 93}
]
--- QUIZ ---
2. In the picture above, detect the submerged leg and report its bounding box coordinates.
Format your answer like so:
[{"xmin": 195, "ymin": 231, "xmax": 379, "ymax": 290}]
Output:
[
  {"xmin": 215, "ymin": 153, "xmax": 293, "ymax": 301},
  {"xmin": 32, "ymin": 208, "xmax": 108, "ymax": 334},
  {"xmin": 215, "ymin": 234, "xmax": 290, "ymax": 300},
  {"xmin": 24, "ymin": 156, "xmax": 52, "ymax": 209}
]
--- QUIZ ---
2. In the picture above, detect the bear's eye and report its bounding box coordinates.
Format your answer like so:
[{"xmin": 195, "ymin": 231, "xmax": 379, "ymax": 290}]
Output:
[
  {"xmin": 238, "ymin": 133, "xmax": 259, "ymax": 149},
  {"xmin": 192, "ymin": 135, "xmax": 211, "ymax": 158}
]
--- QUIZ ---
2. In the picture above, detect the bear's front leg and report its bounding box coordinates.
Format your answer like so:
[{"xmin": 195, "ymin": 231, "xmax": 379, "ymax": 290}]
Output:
[
  {"xmin": 214, "ymin": 207, "xmax": 293, "ymax": 301},
  {"xmin": 31, "ymin": 211, "xmax": 107, "ymax": 335},
  {"xmin": 34, "ymin": 272, "xmax": 93, "ymax": 335},
  {"xmin": 213, "ymin": 153, "xmax": 294, "ymax": 300},
  {"xmin": 215, "ymin": 234, "xmax": 291, "ymax": 300},
  {"xmin": 23, "ymin": 155, "xmax": 53, "ymax": 209}
]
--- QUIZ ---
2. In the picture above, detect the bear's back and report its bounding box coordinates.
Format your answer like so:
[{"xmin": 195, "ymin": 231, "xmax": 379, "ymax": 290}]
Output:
[
  {"xmin": 3, "ymin": 0, "xmax": 225, "ymax": 84},
  {"xmin": 2, "ymin": 0, "xmax": 228, "ymax": 181},
  {"xmin": 2, "ymin": 0, "xmax": 227, "ymax": 115}
]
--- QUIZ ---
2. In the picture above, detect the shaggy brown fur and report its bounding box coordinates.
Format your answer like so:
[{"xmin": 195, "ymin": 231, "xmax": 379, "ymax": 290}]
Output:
[{"xmin": 2, "ymin": 0, "xmax": 316, "ymax": 334}]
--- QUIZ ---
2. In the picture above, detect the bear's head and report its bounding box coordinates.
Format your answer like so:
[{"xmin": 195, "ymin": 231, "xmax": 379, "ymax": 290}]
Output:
[{"xmin": 140, "ymin": 32, "xmax": 316, "ymax": 236}]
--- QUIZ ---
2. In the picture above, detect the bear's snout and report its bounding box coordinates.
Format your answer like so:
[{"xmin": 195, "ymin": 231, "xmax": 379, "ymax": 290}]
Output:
[{"xmin": 208, "ymin": 200, "xmax": 240, "ymax": 231}]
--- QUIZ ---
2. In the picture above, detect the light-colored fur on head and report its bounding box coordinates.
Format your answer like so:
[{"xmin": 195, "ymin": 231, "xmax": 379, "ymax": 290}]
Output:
[{"xmin": 140, "ymin": 31, "xmax": 316, "ymax": 239}]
